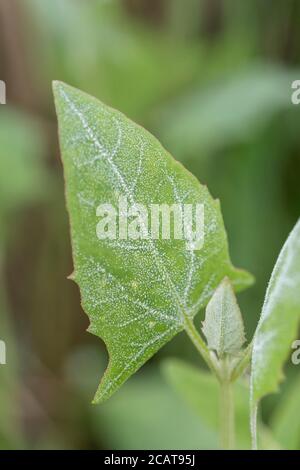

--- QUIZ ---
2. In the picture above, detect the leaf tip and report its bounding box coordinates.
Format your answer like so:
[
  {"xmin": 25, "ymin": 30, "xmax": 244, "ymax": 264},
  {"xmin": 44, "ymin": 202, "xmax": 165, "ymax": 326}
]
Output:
[
  {"xmin": 52, "ymin": 80, "xmax": 64, "ymax": 98},
  {"xmin": 67, "ymin": 271, "xmax": 76, "ymax": 281},
  {"xmin": 220, "ymin": 275, "xmax": 230, "ymax": 286},
  {"xmin": 52, "ymin": 80, "xmax": 76, "ymax": 105},
  {"xmin": 232, "ymin": 267, "xmax": 255, "ymax": 291},
  {"xmin": 91, "ymin": 397, "xmax": 101, "ymax": 406},
  {"xmin": 52, "ymin": 79, "xmax": 66, "ymax": 92}
]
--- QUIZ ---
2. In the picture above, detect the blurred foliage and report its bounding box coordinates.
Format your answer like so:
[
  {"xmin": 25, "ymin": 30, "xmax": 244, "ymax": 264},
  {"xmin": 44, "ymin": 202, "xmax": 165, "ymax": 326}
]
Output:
[
  {"xmin": 0, "ymin": 284, "xmax": 21, "ymax": 450},
  {"xmin": 156, "ymin": 65, "xmax": 299, "ymax": 157},
  {"xmin": 0, "ymin": 0, "xmax": 300, "ymax": 449},
  {"xmin": 162, "ymin": 359, "xmax": 281, "ymax": 449},
  {"xmin": 0, "ymin": 108, "xmax": 48, "ymax": 239},
  {"xmin": 270, "ymin": 374, "xmax": 300, "ymax": 450},
  {"xmin": 24, "ymin": 0, "xmax": 200, "ymax": 120},
  {"xmin": 0, "ymin": 107, "xmax": 48, "ymax": 449},
  {"xmin": 66, "ymin": 346, "xmax": 217, "ymax": 449}
]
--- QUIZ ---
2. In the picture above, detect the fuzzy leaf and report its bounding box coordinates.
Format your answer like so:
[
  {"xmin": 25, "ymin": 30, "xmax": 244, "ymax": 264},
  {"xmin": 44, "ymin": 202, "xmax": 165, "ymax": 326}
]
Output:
[
  {"xmin": 53, "ymin": 81, "xmax": 253, "ymax": 403},
  {"xmin": 202, "ymin": 277, "xmax": 246, "ymax": 357},
  {"xmin": 250, "ymin": 220, "xmax": 300, "ymax": 443}
]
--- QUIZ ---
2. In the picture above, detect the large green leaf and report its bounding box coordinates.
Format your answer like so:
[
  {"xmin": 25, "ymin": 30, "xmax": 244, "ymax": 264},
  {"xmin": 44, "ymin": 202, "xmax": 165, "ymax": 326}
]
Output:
[
  {"xmin": 250, "ymin": 220, "xmax": 300, "ymax": 444},
  {"xmin": 53, "ymin": 81, "xmax": 253, "ymax": 403}
]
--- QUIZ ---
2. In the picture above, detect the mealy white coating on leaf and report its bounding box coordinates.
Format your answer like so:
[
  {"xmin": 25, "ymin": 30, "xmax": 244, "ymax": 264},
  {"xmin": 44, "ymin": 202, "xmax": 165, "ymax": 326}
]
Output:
[
  {"xmin": 53, "ymin": 81, "xmax": 253, "ymax": 403},
  {"xmin": 250, "ymin": 220, "xmax": 300, "ymax": 448},
  {"xmin": 202, "ymin": 278, "xmax": 246, "ymax": 357},
  {"xmin": 251, "ymin": 220, "xmax": 300, "ymax": 398}
]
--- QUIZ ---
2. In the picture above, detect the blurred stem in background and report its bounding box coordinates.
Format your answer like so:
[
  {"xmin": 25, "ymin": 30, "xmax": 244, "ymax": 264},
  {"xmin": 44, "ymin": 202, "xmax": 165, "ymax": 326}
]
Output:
[{"xmin": 220, "ymin": 377, "xmax": 234, "ymax": 449}]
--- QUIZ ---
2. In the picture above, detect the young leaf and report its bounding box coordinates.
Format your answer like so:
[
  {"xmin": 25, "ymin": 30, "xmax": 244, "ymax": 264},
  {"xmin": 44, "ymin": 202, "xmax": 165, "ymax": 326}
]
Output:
[
  {"xmin": 202, "ymin": 277, "xmax": 246, "ymax": 357},
  {"xmin": 53, "ymin": 81, "xmax": 253, "ymax": 403},
  {"xmin": 250, "ymin": 220, "xmax": 300, "ymax": 445}
]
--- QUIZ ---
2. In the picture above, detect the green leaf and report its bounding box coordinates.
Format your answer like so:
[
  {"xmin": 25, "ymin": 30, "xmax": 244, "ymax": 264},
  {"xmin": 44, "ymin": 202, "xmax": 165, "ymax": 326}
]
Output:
[
  {"xmin": 162, "ymin": 358, "xmax": 280, "ymax": 450},
  {"xmin": 202, "ymin": 277, "xmax": 246, "ymax": 357},
  {"xmin": 250, "ymin": 220, "xmax": 300, "ymax": 443},
  {"xmin": 53, "ymin": 81, "xmax": 253, "ymax": 403}
]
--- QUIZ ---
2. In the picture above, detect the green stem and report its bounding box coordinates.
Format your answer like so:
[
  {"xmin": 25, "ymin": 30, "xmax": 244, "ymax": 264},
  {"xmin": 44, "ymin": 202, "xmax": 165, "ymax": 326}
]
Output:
[
  {"xmin": 184, "ymin": 318, "xmax": 237, "ymax": 449},
  {"xmin": 250, "ymin": 404, "xmax": 258, "ymax": 450},
  {"xmin": 220, "ymin": 376, "xmax": 235, "ymax": 449},
  {"xmin": 184, "ymin": 317, "xmax": 221, "ymax": 380}
]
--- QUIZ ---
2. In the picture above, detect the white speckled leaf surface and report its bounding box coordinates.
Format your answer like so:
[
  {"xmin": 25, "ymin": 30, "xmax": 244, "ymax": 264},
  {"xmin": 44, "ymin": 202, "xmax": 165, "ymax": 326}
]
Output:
[
  {"xmin": 250, "ymin": 220, "xmax": 300, "ymax": 448},
  {"xmin": 251, "ymin": 220, "xmax": 300, "ymax": 409},
  {"xmin": 53, "ymin": 82, "xmax": 253, "ymax": 403},
  {"xmin": 202, "ymin": 277, "xmax": 246, "ymax": 357}
]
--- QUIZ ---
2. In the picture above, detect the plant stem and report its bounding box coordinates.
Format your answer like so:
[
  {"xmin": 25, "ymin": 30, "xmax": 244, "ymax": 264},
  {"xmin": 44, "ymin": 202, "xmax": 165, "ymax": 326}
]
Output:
[
  {"xmin": 220, "ymin": 376, "xmax": 235, "ymax": 449},
  {"xmin": 184, "ymin": 317, "xmax": 221, "ymax": 380},
  {"xmin": 184, "ymin": 318, "xmax": 236, "ymax": 449},
  {"xmin": 250, "ymin": 404, "xmax": 258, "ymax": 450}
]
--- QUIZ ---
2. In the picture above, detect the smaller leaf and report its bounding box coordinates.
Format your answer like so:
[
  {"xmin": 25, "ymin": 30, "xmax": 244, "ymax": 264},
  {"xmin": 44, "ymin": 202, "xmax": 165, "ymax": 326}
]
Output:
[{"xmin": 202, "ymin": 277, "xmax": 246, "ymax": 357}]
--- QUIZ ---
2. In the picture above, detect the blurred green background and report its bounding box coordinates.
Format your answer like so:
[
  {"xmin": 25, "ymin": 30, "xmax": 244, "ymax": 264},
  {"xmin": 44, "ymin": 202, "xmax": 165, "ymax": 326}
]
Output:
[{"xmin": 0, "ymin": 0, "xmax": 300, "ymax": 450}]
